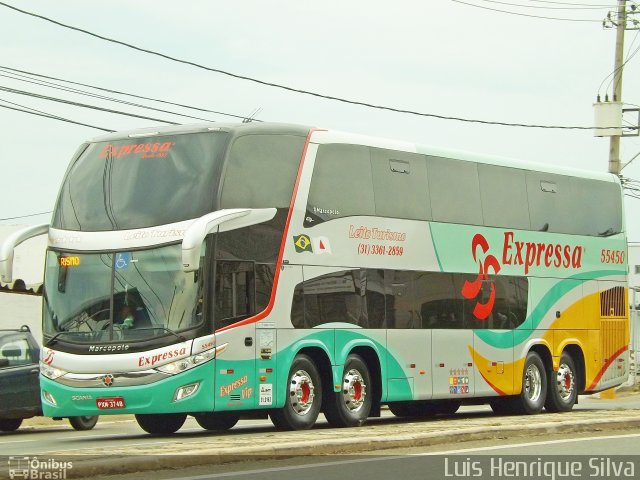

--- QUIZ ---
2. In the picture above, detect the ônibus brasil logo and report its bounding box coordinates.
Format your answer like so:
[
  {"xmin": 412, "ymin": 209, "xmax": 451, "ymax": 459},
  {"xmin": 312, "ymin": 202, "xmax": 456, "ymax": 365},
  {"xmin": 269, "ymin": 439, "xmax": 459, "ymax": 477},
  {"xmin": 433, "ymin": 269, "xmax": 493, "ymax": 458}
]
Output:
[{"xmin": 461, "ymin": 232, "xmax": 583, "ymax": 321}]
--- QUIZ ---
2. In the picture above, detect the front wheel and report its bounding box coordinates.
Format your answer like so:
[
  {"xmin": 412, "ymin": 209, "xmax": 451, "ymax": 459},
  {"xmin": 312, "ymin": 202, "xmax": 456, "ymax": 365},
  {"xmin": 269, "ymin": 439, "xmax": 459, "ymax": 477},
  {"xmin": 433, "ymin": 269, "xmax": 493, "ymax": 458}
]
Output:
[
  {"xmin": 194, "ymin": 412, "xmax": 239, "ymax": 431},
  {"xmin": 269, "ymin": 354, "xmax": 322, "ymax": 431},
  {"xmin": 135, "ymin": 413, "xmax": 186, "ymax": 435},
  {"xmin": 324, "ymin": 354, "xmax": 372, "ymax": 427},
  {"xmin": 545, "ymin": 352, "xmax": 578, "ymax": 412},
  {"xmin": 0, "ymin": 419, "xmax": 22, "ymax": 431},
  {"xmin": 68, "ymin": 416, "xmax": 99, "ymax": 431}
]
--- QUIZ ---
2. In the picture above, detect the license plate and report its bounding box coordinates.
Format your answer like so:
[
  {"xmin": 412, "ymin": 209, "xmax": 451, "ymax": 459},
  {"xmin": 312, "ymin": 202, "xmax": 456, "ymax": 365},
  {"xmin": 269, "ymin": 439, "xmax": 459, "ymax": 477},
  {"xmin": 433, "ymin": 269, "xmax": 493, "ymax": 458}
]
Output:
[{"xmin": 96, "ymin": 397, "xmax": 125, "ymax": 409}]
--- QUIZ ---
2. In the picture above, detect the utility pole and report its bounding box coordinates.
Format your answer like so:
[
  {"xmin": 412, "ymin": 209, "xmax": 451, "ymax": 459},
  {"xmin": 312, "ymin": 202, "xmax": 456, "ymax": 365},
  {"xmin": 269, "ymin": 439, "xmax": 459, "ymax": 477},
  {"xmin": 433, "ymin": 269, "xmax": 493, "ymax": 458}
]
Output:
[{"xmin": 609, "ymin": 0, "xmax": 627, "ymax": 175}]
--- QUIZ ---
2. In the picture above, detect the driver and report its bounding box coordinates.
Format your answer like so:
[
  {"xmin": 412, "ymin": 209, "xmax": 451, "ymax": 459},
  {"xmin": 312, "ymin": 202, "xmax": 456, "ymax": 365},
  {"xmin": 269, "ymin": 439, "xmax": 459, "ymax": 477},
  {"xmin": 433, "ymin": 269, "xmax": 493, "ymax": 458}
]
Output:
[{"xmin": 120, "ymin": 305, "xmax": 135, "ymax": 329}]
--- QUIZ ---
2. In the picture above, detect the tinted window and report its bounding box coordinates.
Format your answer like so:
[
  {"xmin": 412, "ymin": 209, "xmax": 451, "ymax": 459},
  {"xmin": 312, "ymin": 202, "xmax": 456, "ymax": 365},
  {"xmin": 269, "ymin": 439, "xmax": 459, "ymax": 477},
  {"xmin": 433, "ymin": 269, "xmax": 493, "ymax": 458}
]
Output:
[
  {"xmin": 462, "ymin": 275, "xmax": 528, "ymax": 330},
  {"xmin": 427, "ymin": 156, "xmax": 483, "ymax": 225},
  {"xmin": 478, "ymin": 164, "xmax": 530, "ymax": 230},
  {"xmin": 569, "ymin": 178, "xmax": 622, "ymax": 236},
  {"xmin": 385, "ymin": 271, "xmax": 464, "ymax": 329},
  {"xmin": 370, "ymin": 148, "xmax": 431, "ymax": 220},
  {"xmin": 305, "ymin": 144, "xmax": 375, "ymax": 226},
  {"xmin": 53, "ymin": 132, "xmax": 228, "ymax": 231},
  {"xmin": 0, "ymin": 337, "xmax": 34, "ymax": 367},
  {"xmin": 220, "ymin": 134, "xmax": 306, "ymax": 209},
  {"xmin": 526, "ymin": 172, "xmax": 573, "ymax": 233},
  {"xmin": 291, "ymin": 269, "xmax": 385, "ymax": 328}
]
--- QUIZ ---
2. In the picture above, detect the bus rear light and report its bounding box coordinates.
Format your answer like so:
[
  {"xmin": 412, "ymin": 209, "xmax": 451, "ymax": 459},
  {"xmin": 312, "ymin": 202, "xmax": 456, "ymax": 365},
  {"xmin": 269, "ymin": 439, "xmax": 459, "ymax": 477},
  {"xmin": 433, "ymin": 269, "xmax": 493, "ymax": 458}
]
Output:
[{"xmin": 174, "ymin": 382, "xmax": 199, "ymax": 402}]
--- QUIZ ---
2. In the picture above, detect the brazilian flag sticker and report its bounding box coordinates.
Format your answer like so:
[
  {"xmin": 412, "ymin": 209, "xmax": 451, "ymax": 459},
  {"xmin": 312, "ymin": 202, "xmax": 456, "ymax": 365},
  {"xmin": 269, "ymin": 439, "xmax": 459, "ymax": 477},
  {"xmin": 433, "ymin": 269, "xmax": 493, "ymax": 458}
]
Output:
[{"xmin": 293, "ymin": 234, "xmax": 313, "ymax": 253}]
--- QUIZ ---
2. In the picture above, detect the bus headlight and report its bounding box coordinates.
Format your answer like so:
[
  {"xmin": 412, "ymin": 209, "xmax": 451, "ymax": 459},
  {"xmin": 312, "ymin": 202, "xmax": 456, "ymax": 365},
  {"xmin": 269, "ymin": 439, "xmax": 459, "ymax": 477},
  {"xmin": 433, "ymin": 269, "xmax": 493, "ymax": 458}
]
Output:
[
  {"xmin": 40, "ymin": 363, "xmax": 67, "ymax": 380},
  {"xmin": 155, "ymin": 348, "xmax": 216, "ymax": 375}
]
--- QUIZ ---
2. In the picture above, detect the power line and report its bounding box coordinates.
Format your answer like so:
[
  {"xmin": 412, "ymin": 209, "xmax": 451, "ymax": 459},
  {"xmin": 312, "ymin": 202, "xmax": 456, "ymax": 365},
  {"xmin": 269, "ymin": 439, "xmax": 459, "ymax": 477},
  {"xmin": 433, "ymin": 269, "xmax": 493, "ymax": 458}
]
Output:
[
  {"xmin": 452, "ymin": 0, "xmax": 603, "ymax": 21},
  {"xmin": 0, "ymin": 65, "xmax": 260, "ymax": 122},
  {"xmin": 0, "ymin": 211, "xmax": 52, "ymax": 221},
  {"xmin": 0, "ymin": 1, "xmax": 620, "ymax": 131},
  {"xmin": 0, "ymin": 99, "xmax": 114, "ymax": 132},
  {"xmin": 476, "ymin": 0, "xmax": 617, "ymax": 10},
  {"xmin": 0, "ymin": 84, "xmax": 180, "ymax": 125},
  {"xmin": 0, "ymin": 70, "xmax": 217, "ymax": 123}
]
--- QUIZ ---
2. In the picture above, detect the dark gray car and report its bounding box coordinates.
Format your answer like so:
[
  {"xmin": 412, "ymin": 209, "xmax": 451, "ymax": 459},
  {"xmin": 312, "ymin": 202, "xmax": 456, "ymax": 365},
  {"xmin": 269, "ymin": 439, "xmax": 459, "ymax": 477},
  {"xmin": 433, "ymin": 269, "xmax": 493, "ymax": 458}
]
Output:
[{"xmin": 0, "ymin": 326, "xmax": 98, "ymax": 432}]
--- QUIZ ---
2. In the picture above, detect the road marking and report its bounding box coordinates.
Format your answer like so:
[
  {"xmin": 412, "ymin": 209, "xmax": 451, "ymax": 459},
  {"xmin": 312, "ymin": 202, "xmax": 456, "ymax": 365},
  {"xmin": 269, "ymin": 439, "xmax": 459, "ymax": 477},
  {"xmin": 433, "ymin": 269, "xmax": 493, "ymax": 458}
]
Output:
[
  {"xmin": 167, "ymin": 431, "xmax": 640, "ymax": 480},
  {"xmin": 419, "ymin": 432, "xmax": 640, "ymax": 455}
]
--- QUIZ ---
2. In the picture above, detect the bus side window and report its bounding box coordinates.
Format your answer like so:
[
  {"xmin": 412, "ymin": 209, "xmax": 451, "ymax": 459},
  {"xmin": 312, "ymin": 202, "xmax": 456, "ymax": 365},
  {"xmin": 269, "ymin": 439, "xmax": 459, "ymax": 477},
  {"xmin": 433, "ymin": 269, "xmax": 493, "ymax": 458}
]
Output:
[{"xmin": 214, "ymin": 261, "xmax": 255, "ymax": 328}]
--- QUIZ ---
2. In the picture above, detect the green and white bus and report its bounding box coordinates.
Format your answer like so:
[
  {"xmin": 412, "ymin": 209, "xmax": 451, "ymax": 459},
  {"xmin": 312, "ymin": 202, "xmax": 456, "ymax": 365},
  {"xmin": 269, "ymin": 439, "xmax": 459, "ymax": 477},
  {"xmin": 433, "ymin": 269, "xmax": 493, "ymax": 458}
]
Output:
[{"xmin": 0, "ymin": 122, "xmax": 629, "ymax": 434}]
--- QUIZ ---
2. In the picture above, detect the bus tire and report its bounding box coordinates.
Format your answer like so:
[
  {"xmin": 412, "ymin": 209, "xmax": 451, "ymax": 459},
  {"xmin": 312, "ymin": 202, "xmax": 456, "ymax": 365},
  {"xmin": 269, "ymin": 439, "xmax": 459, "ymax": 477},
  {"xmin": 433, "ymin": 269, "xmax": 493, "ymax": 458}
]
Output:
[
  {"xmin": 434, "ymin": 401, "xmax": 461, "ymax": 415},
  {"xmin": 513, "ymin": 351, "xmax": 547, "ymax": 414},
  {"xmin": 324, "ymin": 354, "xmax": 372, "ymax": 428},
  {"xmin": 545, "ymin": 352, "xmax": 578, "ymax": 413},
  {"xmin": 0, "ymin": 419, "xmax": 22, "ymax": 431},
  {"xmin": 68, "ymin": 416, "xmax": 99, "ymax": 431},
  {"xmin": 135, "ymin": 413, "xmax": 186, "ymax": 435},
  {"xmin": 194, "ymin": 412, "xmax": 239, "ymax": 431},
  {"xmin": 269, "ymin": 354, "xmax": 322, "ymax": 431}
]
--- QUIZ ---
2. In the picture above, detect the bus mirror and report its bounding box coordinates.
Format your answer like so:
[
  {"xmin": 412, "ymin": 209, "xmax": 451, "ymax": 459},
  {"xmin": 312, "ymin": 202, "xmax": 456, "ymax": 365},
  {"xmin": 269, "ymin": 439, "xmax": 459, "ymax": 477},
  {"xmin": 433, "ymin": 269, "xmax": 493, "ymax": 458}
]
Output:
[
  {"xmin": 0, "ymin": 223, "xmax": 49, "ymax": 283},
  {"xmin": 182, "ymin": 208, "xmax": 277, "ymax": 272}
]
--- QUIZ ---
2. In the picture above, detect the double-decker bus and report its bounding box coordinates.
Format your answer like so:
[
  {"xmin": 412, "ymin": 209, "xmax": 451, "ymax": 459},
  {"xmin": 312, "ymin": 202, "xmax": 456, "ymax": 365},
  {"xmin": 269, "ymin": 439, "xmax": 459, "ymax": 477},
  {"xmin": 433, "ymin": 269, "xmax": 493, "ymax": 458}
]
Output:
[{"xmin": 0, "ymin": 122, "xmax": 629, "ymax": 434}]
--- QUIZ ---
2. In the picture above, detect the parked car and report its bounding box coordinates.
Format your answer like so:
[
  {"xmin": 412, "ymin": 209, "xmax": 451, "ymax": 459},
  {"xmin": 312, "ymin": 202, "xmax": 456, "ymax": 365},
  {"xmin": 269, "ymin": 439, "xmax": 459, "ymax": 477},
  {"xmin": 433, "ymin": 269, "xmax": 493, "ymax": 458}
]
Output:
[{"xmin": 0, "ymin": 325, "xmax": 98, "ymax": 432}]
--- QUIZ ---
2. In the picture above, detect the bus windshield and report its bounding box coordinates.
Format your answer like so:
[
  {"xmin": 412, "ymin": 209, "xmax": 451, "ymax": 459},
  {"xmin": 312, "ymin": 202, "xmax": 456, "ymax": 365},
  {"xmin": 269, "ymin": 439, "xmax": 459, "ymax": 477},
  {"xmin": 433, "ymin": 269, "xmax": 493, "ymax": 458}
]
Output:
[
  {"xmin": 52, "ymin": 131, "xmax": 229, "ymax": 231},
  {"xmin": 43, "ymin": 244, "xmax": 205, "ymax": 344}
]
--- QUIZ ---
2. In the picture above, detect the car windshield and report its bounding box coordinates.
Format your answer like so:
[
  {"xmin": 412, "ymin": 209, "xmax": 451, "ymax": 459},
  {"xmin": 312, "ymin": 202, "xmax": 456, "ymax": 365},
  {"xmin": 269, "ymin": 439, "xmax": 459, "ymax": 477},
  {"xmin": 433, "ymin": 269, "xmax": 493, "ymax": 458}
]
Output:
[{"xmin": 43, "ymin": 244, "xmax": 205, "ymax": 344}]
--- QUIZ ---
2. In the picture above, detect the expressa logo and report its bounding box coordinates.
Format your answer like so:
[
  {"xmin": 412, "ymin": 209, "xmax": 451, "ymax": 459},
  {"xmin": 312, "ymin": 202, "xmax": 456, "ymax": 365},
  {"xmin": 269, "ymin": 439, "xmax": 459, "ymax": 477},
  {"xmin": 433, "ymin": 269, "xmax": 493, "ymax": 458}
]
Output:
[
  {"xmin": 461, "ymin": 232, "xmax": 584, "ymax": 321},
  {"xmin": 461, "ymin": 234, "xmax": 500, "ymax": 321}
]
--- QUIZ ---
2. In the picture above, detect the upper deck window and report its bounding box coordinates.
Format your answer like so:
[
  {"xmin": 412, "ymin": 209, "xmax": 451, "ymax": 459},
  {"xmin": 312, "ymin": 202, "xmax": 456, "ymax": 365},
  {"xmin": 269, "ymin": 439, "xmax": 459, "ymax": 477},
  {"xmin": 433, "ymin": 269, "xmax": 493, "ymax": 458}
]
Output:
[{"xmin": 52, "ymin": 131, "xmax": 228, "ymax": 231}]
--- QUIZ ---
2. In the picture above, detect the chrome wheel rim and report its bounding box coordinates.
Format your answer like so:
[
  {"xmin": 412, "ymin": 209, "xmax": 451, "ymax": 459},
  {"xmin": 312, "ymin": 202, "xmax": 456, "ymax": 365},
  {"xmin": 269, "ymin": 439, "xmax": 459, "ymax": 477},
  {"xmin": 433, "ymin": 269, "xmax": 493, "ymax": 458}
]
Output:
[
  {"xmin": 524, "ymin": 363, "xmax": 542, "ymax": 403},
  {"xmin": 342, "ymin": 369, "xmax": 366, "ymax": 412},
  {"xmin": 555, "ymin": 363, "xmax": 575, "ymax": 401},
  {"xmin": 288, "ymin": 369, "xmax": 315, "ymax": 415}
]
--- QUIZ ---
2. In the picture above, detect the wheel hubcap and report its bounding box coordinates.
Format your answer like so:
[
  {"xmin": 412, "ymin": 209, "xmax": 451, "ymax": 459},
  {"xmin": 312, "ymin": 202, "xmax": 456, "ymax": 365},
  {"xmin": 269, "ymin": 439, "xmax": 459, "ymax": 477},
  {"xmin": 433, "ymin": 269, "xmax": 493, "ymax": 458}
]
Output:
[
  {"xmin": 342, "ymin": 369, "xmax": 366, "ymax": 412},
  {"xmin": 556, "ymin": 363, "xmax": 575, "ymax": 401},
  {"xmin": 524, "ymin": 364, "xmax": 542, "ymax": 402},
  {"xmin": 288, "ymin": 369, "xmax": 315, "ymax": 415}
]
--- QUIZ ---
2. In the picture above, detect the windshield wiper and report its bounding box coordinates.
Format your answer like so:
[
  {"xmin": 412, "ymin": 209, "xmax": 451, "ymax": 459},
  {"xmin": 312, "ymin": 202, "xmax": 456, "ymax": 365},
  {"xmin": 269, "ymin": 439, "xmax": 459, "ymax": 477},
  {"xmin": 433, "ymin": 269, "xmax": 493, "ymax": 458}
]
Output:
[
  {"xmin": 134, "ymin": 326, "xmax": 187, "ymax": 343},
  {"xmin": 45, "ymin": 331, "xmax": 69, "ymax": 347},
  {"xmin": 598, "ymin": 227, "xmax": 616, "ymax": 237}
]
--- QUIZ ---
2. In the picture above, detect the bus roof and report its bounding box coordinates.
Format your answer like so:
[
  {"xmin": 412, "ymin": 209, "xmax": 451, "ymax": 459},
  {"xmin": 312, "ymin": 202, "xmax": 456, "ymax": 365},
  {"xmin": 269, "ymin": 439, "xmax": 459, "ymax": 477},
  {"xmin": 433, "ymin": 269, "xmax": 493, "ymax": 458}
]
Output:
[{"xmin": 89, "ymin": 122, "xmax": 619, "ymax": 184}]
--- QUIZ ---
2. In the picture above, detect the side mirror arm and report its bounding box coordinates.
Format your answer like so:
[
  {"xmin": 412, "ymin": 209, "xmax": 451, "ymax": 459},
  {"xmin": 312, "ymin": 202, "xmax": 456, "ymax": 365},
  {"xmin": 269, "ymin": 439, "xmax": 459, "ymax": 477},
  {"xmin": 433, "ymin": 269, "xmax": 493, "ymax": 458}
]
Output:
[
  {"xmin": 182, "ymin": 208, "xmax": 277, "ymax": 272},
  {"xmin": 0, "ymin": 223, "xmax": 49, "ymax": 283}
]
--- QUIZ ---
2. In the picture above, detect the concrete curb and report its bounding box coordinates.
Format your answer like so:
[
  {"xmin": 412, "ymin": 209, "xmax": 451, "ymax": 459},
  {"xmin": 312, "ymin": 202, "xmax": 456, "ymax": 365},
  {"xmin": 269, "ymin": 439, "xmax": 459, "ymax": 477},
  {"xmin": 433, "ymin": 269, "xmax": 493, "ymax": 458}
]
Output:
[{"xmin": 61, "ymin": 415, "xmax": 640, "ymax": 478}]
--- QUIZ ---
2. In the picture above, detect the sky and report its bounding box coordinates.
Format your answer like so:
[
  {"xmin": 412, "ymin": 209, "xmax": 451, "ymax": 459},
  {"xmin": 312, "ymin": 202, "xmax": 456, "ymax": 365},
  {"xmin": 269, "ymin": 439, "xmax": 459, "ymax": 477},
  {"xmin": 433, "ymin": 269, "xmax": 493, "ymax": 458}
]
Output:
[{"xmin": 0, "ymin": 0, "xmax": 638, "ymax": 241}]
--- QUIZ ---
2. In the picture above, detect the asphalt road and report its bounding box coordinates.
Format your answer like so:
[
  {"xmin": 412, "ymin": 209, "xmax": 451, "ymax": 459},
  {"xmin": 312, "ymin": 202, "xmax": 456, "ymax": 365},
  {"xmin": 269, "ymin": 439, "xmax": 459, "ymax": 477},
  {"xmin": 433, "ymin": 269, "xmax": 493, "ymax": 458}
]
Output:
[{"xmin": 80, "ymin": 428, "xmax": 640, "ymax": 480}]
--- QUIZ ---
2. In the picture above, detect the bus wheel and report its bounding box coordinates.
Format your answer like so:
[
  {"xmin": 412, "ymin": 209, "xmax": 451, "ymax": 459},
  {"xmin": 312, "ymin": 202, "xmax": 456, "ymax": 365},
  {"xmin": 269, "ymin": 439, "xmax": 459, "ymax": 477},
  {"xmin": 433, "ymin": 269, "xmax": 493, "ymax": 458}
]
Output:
[
  {"xmin": 433, "ymin": 401, "xmax": 461, "ymax": 415},
  {"xmin": 545, "ymin": 352, "xmax": 578, "ymax": 413},
  {"xmin": 68, "ymin": 416, "xmax": 99, "ymax": 431},
  {"xmin": 388, "ymin": 401, "xmax": 430, "ymax": 418},
  {"xmin": 269, "ymin": 354, "xmax": 322, "ymax": 431},
  {"xmin": 194, "ymin": 412, "xmax": 239, "ymax": 431},
  {"xmin": 514, "ymin": 351, "xmax": 547, "ymax": 414},
  {"xmin": 0, "ymin": 419, "xmax": 22, "ymax": 431},
  {"xmin": 135, "ymin": 413, "xmax": 187, "ymax": 435},
  {"xmin": 324, "ymin": 354, "xmax": 372, "ymax": 427}
]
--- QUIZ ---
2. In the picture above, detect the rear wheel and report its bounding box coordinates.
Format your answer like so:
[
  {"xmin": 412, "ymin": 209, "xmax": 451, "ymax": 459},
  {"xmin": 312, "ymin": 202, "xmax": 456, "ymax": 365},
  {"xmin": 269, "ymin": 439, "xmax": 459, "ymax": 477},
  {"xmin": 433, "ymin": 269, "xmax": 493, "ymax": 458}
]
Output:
[
  {"xmin": 135, "ymin": 413, "xmax": 186, "ymax": 435},
  {"xmin": 324, "ymin": 355, "xmax": 372, "ymax": 427},
  {"xmin": 545, "ymin": 352, "xmax": 578, "ymax": 413},
  {"xmin": 68, "ymin": 416, "xmax": 99, "ymax": 431},
  {"xmin": 270, "ymin": 354, "xmax": 322, "ymax": 430},
  {"xmin": 194, "ymin": 412, "xmax": 239, "ymax": 431},
  {"xmin": 512, "ymin": 351, "xmax": 547, "ymax": 414},
  {"xmin": 0, "ymin": 419, "xmax": 22, "ymax": 431}
]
